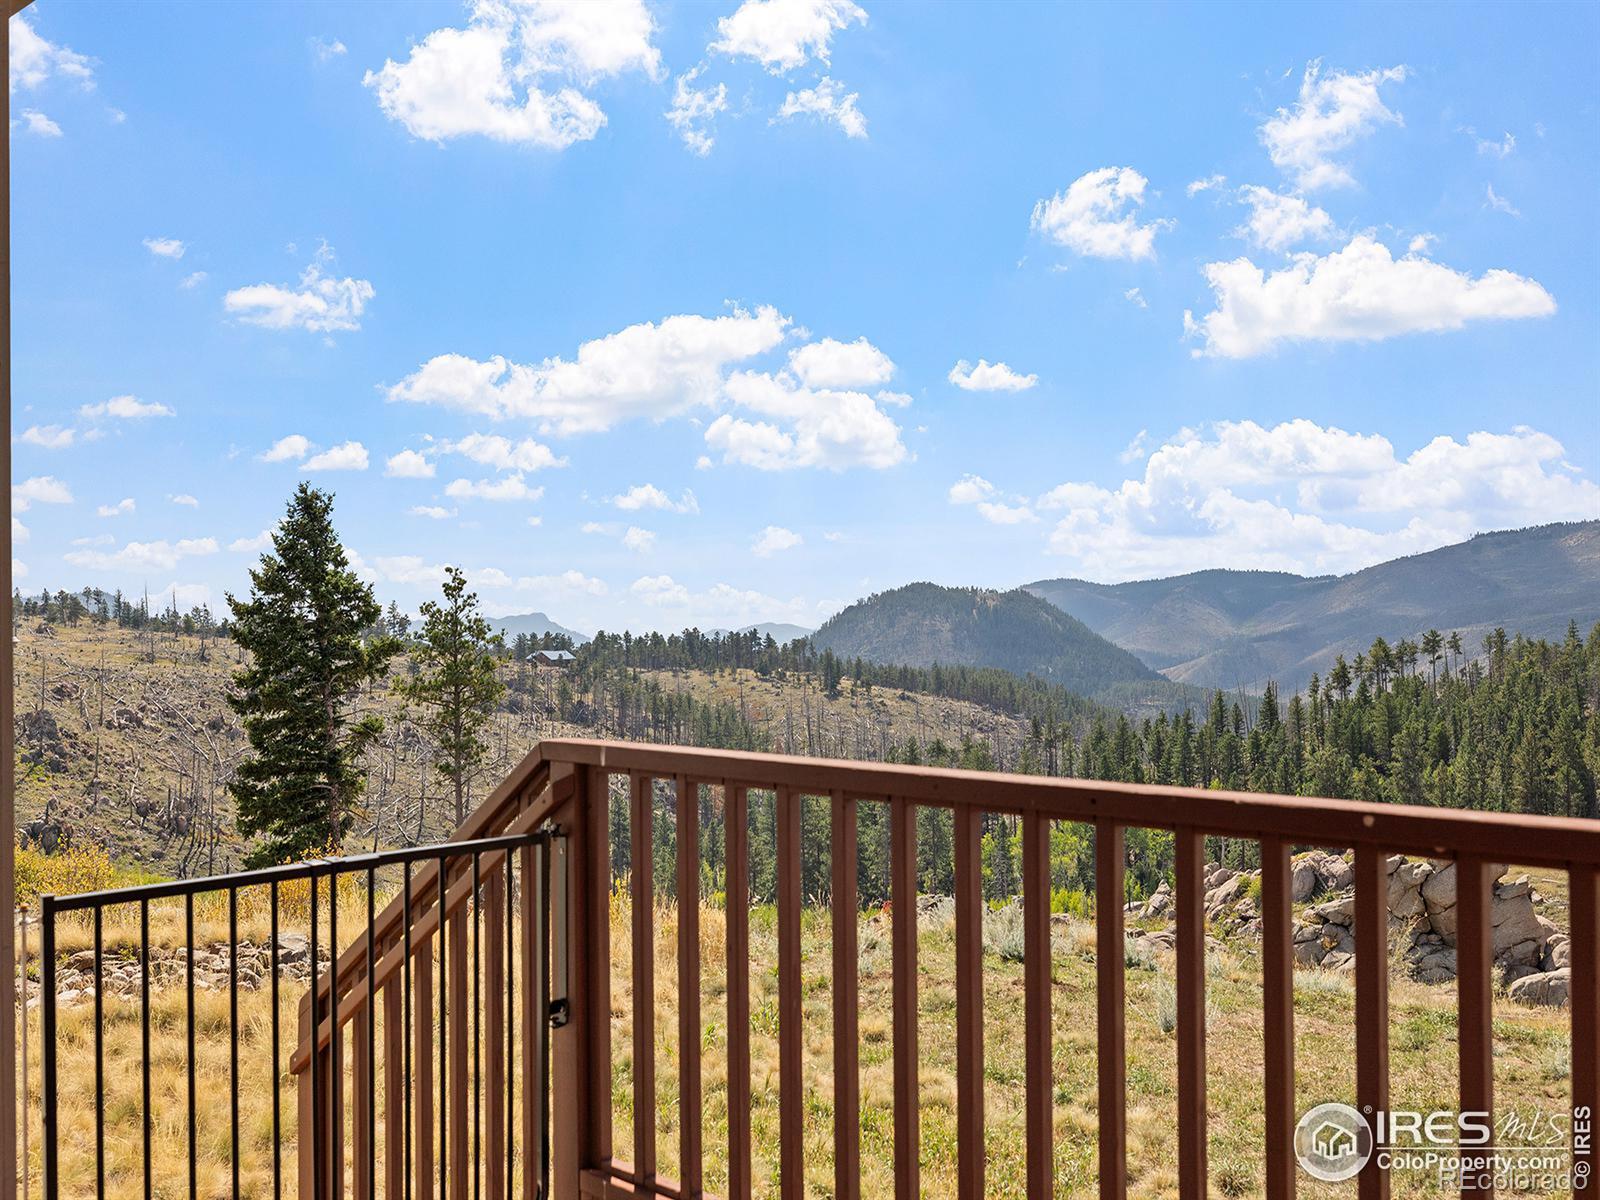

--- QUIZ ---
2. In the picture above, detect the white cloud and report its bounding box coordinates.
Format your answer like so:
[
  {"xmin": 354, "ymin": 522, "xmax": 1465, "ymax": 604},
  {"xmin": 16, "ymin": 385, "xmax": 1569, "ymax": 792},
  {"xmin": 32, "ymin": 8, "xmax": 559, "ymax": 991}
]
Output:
[
  {"xmin": 774, "ymin": 77, "xmax": 866, "ymax": 139},
  {"xmin": 442, "ymin": 432, "xmax": 566, "ymax": 471},
  {"xmin": 143, "ymin": 237, "xmax": 186, "ymax": 259},
  {"xmin": 1234, "ymin": 185, "xmax": 1334, "ymax": 252},
  {"xmin": 387, "ymin": 305, "xmax": 790, "ymax": 433},
  {"xmin": 71, "ymin": 533, "xmax": 113, "ymax": 548},
  {"xmin": 1186, "ymin": 174, "xmax": 1226, "ymax": 196},
  {"xmin": 13, "ymin": 476, "xmax": 73, "ymax": 511},
  {"xmin": 79, "ymin": 394, "xmax": 174, "ymax": 420},
  {"xmin": 169, "ymin": 493, "xmax": 200, "ymax": 507},
  {"xmin": 12, "ymin": 518, "xmax": 28, "ymax": 543},
  {"xmin": 976, "ymin": 501, "xmax": 1035, "ymax": 525},
  {"xmin": 789, "ymin": 336, "xmax": 892, "ymax": 388},
  {"xmin": 302, "ymin": 441, "xmax": 370, "ymax": 471},
  {"xmin": 1119, "ymin": 429, "xmax": 1149, "ymax": 463},
  {"xmin": 1407, "ymin": 233, "xmax": 1437, "ymax": 255},
  {"xmin": 18, "ymin": 425, "xmax": 75, "ymax": 449},
  {"xmin": 1028, "ymin": 419, "xmax": 1600, "ymax": 580},
  {"xmin": 666, "ymin": 66, "xmax": 727, "ymax": 156},
  {"xmin": 1185, "ymin": 235, "xmax": 1555, "ymax": 359},
  {"xmin": 65, "ymin": 536, "xmax": 220, "ymax": 574},
  {"xmin": 444, "ymin": 473, "xmax": 544, "ymax": 502},
  {"xmin": 11, "ymin": 559, "xmax": 25, "ymax": 580},
  {"xmin": 385, "ymin": 449, "xmax": 436, "ymax": 478},
  {"xmin": 1031, "ymin": 167, "xmax": 1173, "ymax": 261},
  {"xmin": 156, "ymin": 582, "xmax": 215, "ymax": 611},
  {"xmin": 97, "ymin": 498, "xmax": 136, "ymax": 518},
  {"xmin": 261, "ymin": 433, "xmax": 312, "ymax": 463},
  {"xmin": 1260, "ymin": 60, "xmax": 1406, "ymax": 190},
  {"xmin": 1124, "ymin": 287, "xmax": 1147, "ymax": 309},
  {"xmin": 621, "ymin": 526, "xmax": 656, "ymax": 553},
  {"xmin": 948, "ymin": 358, "xmax": 1037, "ymax": 392},
  {"xmin": 180, "ymin": 271, "xmax": 208, "ymax": 290},
  {"xmin": 1485, "ymin": 184, "xmax": 1520, "ymax": 217},
  {"xmin": 9, "ymin": 16, "xmax": 94, "ymax": 93},
  {"xmin": 410, "ymin": 505, "xmax": 458, "ymax": 520},
  {"xmin": 1474, "ymin": 130, "xmax": 1515, "ymax": 158},
  {"xmin": 707, "ymin": 371, "xmax": 907, "ymax": 470},
  {"xmin": 310, "ymin": 36, "xmax": 348, "ymax": 63},
  {"xmin": 364, "ymin": 0, "xmax": 662, "ymax": 149},
  {"xmin": 508, "ymin": 568, "xmax": 607, "ymax": 598},
  {"xmin": 948, "ymin": 474, "xmax": 995, "ymax": 505},
  {"xmin": 630, "ymin": 573, "xmax": 690, "ymax": 607},
  {"xmin": 752, "ymin": 525, "xmax": 802, "ymax": 556},
  {"xmin": 17, "ymin": 110, "xmax": 62, "ymax": 137},
  {"xmin": 711, "ymin": 0, "xmax": 867, "ymax": 73},
  {"xmin": 611, "ymin": 484, "xmax": 699, "ymax": 513},
  {"xmin": 229, "ymin": 529, "xmax": 275, "ymax": 553},
  {"xmin": 225, "ymin": 246, "xmax": 374, "ymax": 333}
]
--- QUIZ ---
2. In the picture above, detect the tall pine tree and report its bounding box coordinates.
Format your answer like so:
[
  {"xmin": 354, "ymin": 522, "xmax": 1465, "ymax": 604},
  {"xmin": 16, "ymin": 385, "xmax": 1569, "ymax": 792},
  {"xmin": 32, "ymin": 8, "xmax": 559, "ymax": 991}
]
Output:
[
  {"xmin": 400, "ymin": 566, "xmax": 507, "ymax": 825},
  {"xmin": 227, "ymin": 485, "xmax": 398, "ymax": 865}
]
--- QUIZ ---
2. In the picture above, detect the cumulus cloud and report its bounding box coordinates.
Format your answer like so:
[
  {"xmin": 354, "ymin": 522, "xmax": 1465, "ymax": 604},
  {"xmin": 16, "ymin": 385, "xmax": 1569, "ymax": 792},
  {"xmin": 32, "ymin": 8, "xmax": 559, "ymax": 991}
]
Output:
[
  {"xmin": 1124, "ymin": 287, "xmax": 1147, "ymax": 309},
  {"xmin": 169, "ymin": 494, "xmax": 200, "ymax": 507},
  {"xmin": 948, "ymin": 359, "xmax": 1037, "ymax": 392},
  {"xmin": 13, "ymin": 476, "xmax": 73, "ymax": 511},
  {"xmin": 1031, "ymin": 167, "xmax": 1173, "ymax": 261},
  {"xmin": 621, "ymin": 526, "xmax": 656, "ymax": 553},
  {"xmin": 18, "ymin": 425, "xmax": 75, "ymax": 449},
  {"xmin": 410, "ymin": 505, "xmax": 457, "ymax": 520},
  {"xmin": 385, "ymin": 449, "xmax": 436, "ymax": 478},
  {"xmin": 947, "ymin": 474, "xmax": 995, "ymax": 505},
  {"xmin": 630, "ymin": 573, "xmax": 825, "ymax": 630},
  {"xmin": 1234, "ymin": 185, "xmax": 1334, "ymax": 252},
  {"xmin": 143, "ymin": 237, "xmax": 185, "ymax": 260},
  {"xmin": 1260, "ymin": 60, "xmax": 1406, "ymax": 190},
  {"xmin": 1187, "ymin": 174, "xmax": 1226, "ymax": 196},
  {"xmin": 444, "ymin": 474, "xmax": 544, "ymax": 502},
  {"xmin": 96, "ymin": 498, "xmax": 135, "ymax": 518},
  {"xmin": 789, "ymin": 336, "xmax": 893, "ymax": 388},
  {"xmin": 948, "ymin": 474, "xmax": 1034, "ymax": 524},
  {"xmin": 261, "ymin": 434, "xmax": 312, "ymax": 463},
  {"xmin": 1184, "ymin": 235, "xmax": 1555, "ymax": 358},
  {"xmin": 773, "ymin": 77, "xmax": 866, "ymax": 138},
  {"xmin": 65, "ymin": 536, "xmax": 220, "ymax": 574},
  {"xmin": 711, "ymin": 0, "xmax": 866, "ymax": 73},
  {"xmin": 80, "ymin": 395, "xmax": 174, "ymax": 420},
  {"xmin": 752, "ymin": 525, "xmax": 802, "ymax": 556},
  {"xmin": 310, "ymin": 36, "xmax": 348, "ymax": 63},
  {"xmin": 441, "ymin": 432, "xmax": 566, "ymax": 472},
  {"xmin": 1024, "ymin": 420, "xmax": 1600, "ymax": 580},
  {"xmin": 1485, "ymin": 184, "xmax": 1520, "ymax": 217},
  {"xmin": 9, "ymin": 16, "xmax": 94, "ymax": 93},
  {"xmin": 611, "ymin": 484, "xmax": 699, "ymax": 513},
  {"xmin": 666, "ymin": 66, "xmax": 727, "ymax": 156},
  {"xmin": 224, "ymin": 246, "xmax": 373, "ymax": 333},
  {"xmin": 363, "ymin": 0, "xmax": 661, "ymax": 149},
  {"xmin": 229, "ymin": 529, "xmax": 276, "ymax": 553},
  {"xmin": 16, "ymin": 110, "xmax": 62, "ymax": 137},
  {"xmin": 389, "ymin": 306, "xmax": 909, "ymax": 471},
  {"xmin": 302, "ymin": 441, "xmax": 370, "ymax": 471},
  {"xmin": 180, "ymin": 271, "xmax": 208, "ymax": 290}
]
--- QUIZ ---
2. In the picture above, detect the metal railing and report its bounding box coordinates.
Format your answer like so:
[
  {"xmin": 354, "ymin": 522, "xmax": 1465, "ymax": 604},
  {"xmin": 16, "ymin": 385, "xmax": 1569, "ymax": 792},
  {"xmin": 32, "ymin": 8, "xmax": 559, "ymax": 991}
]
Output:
[{"xmin": 37, "ymin": 827, "xmax": 564, "ymax": 1200}]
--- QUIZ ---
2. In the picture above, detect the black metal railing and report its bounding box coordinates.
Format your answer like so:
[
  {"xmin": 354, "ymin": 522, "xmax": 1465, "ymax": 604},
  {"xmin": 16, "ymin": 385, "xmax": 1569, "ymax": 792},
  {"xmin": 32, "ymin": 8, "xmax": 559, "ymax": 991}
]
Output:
[{"xmin": 38, "ymin": 829, "xmax": 564, "ymax": 1200}]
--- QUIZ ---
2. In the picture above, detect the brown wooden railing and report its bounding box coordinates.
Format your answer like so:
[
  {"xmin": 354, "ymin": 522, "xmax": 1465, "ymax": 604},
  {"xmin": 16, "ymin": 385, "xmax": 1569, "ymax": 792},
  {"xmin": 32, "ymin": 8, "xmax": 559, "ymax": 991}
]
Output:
[{"xmin": 298, "ymin": 737, "xmax": 1600, "ymax": 1198}]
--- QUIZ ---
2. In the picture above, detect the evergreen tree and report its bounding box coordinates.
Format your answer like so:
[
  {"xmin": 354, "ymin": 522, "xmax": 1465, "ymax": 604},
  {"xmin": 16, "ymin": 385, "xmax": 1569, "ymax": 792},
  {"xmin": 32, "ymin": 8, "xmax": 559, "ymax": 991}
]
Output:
[
  {"xmin": 400, "ymin": 566, "xmax": 508, "ymax": 825},
  {"xmin": 226, "ymin": 485, "xmax": 399, "ymax": 865}
]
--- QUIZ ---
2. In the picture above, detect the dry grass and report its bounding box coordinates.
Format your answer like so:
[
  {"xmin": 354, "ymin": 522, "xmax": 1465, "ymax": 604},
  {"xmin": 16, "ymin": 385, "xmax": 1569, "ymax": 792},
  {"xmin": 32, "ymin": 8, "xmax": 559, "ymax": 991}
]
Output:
[{"xmin": 20, "ymin": 887, "xmax": 1575, "ymax": 1199}]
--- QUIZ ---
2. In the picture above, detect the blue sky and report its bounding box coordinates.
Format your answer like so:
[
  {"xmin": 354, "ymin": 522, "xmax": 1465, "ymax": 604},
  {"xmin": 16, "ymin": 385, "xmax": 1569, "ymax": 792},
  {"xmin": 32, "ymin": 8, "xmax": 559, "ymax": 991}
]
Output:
[{"xmin": 9, "ymin": 0, "xmax": 1599, "ymax": 633}]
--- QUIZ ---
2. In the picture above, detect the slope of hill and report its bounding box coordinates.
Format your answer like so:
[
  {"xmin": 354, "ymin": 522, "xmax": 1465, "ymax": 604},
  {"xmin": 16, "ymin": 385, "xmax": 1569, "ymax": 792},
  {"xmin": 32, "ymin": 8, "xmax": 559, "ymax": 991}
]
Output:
[
  {"xmin": 1026, "ymin": 520, "xmax": 1600, "ymax": 692},
  {"xmin": 483, "ymin": 611, "xmax": 590, "ymax": 644},
  {"xmin": 810, "ymin": 582, "xmax": 1161, "ymax": 698}
]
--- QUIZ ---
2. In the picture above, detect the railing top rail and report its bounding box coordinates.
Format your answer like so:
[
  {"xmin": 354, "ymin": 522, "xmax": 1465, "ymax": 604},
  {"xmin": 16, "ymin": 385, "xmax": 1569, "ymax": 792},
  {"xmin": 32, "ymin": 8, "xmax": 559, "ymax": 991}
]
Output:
[
  {"xmin": 532, "ymin": 738, "xmax": 1600, "ymax": 868},
  {"xmin": 40, "ymin": 831, "xmax": 544, "ymax": 914}
]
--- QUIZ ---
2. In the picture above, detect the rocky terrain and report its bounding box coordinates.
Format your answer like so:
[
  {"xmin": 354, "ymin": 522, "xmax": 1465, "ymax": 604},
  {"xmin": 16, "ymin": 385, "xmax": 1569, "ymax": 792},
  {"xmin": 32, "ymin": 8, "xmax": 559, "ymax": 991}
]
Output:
[{"xmin": 1129, "ymin": 850, "xmax": 1574, "ymax": 1007}]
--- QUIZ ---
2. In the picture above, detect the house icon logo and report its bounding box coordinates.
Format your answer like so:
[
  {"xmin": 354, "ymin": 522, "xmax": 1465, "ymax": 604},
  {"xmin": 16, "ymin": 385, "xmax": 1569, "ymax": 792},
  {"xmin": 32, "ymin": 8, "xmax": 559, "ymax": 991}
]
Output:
[{"xmin": 1294, "ymin": 1102, "xmax": 1373, "ymax": 1182}]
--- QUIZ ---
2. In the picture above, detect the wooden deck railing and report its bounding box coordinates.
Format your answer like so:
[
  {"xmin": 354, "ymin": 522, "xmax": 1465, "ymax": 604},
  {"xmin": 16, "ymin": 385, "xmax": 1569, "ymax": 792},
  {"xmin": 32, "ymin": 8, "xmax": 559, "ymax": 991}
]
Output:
[{"xmin": 299, "ymin": 737, "xmax": 1600, "ymax": 1198}]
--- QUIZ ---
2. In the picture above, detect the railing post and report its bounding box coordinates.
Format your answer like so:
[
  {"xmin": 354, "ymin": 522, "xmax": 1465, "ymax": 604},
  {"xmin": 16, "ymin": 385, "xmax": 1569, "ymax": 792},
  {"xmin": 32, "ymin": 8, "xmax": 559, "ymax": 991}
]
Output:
[
  {"xmin": 1355, "ymin": 845, "xmax": 1391, "ymax": 1200},
  {"xmin": 1261, "ymin": 837, "xmax": 1295, "ymax": 1200},
  {"xmin": 1096, "ymin": 821, "xmax": 1127, "ymax": 1200},
  {"xmin": 1175, "ymin": 829, "xmax": 1207, "ymax": 1200},
  {"xmin": 1571, "ymin": 866, "xmax": 1599, "ymax": 1194},
  {"xmin": 40, "ymin": 897, "xmax": 57, "ymax": 1200},
  {"xmin": 551, "ymin": 762, "xmax": 608, "ymax": 1198}
]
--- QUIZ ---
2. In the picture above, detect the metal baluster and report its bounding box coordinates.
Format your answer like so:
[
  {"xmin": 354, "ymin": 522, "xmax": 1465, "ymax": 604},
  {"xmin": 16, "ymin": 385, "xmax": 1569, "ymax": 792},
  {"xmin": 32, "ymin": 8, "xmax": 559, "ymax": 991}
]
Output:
[
  {"xmin": 368, "ymin": 867, "xmax": 378, "ymax": 1200},
  {"xmin": 141, "ymin": 897, "xmax": 152, "ymax": 1200},
  {"xmin": 187, "ymin": 892, "xmax": 197, "ymax": 1200},
  {"xmin": 94, "ymin": 905, "xmax": 104, "ymax": 1200},
  {"xmin": 271, "ymin": 880, "xmax": 282, "ymax": 1200},
  {"xmin": 230, "ymin": 888, "xmax": 241, "ymax": 1200},
  {"xmin": 41, "ymin": 897, "xmax": 57, "ymax": 1200}
]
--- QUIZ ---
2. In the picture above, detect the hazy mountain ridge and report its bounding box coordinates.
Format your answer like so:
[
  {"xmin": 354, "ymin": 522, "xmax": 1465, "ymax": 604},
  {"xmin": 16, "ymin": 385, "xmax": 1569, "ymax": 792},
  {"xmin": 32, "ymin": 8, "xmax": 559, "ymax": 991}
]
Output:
[
  {"xmin": 810, "ymin": 582, "xmax": 1163, "ymax": 699},
  {"xmin": 1026, "ymin": 521, "xmax": 1600, "ymax": 693},
  {"xmin": 483, "ymin": 611, "xmax": 590, "ymax": 644}
]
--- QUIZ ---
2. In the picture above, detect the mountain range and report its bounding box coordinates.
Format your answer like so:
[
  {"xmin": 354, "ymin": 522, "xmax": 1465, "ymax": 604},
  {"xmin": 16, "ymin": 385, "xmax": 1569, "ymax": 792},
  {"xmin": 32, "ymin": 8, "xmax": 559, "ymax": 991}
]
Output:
[
  {"xmin": 1025, "ymin": 520, "xmax": 1600, "ymax": 693},
  {"xmin": 483, "ymin": 611, "xmax": 591, "ymax": 645}
]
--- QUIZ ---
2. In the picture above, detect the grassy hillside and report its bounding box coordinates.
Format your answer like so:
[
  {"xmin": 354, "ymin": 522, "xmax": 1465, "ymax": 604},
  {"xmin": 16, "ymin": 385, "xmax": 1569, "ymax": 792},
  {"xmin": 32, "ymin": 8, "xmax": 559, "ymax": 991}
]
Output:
[
  {"xmin": 1027, "ymin": 520, "xmax": 1600, "ymax": 693},
  {"xmin": 811, "ymin": 583, "xmax": 1161, "ymax": 698}
]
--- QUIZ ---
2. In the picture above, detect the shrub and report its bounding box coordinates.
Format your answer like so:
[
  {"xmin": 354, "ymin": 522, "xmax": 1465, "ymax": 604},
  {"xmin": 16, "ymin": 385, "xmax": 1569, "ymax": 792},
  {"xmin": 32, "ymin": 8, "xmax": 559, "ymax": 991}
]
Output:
[{"xmin": 14, "ymin": 843, "xmax": 123, "ymax": 905}]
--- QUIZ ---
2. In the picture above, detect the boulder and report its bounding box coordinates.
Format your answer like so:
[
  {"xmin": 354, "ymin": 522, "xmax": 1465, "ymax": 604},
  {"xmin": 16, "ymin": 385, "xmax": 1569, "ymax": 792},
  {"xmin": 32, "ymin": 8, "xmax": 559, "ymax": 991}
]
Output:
[
  {"xmin": 1290, "ymin": 858, "xmax": 1319, "ymax": 902},
  {"xmin": 1507, "ymin": 968, "xmax": 1570, "ymax": 1008}
]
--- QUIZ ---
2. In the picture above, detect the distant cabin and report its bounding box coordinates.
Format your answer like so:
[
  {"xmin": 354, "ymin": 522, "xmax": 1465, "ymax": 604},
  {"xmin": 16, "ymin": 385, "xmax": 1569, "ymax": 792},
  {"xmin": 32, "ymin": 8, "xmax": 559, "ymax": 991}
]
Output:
[{"xmin": 534, "ymin": 649, "xmax": 576, "ymax": 668}]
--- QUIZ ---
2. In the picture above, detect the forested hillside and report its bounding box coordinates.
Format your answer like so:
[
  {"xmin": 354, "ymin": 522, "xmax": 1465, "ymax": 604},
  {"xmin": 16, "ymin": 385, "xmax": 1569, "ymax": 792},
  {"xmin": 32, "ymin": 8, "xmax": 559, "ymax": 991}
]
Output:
[
  {"xmin": 1026, "ymin": 520, "xmax": 1600, "ymax": 693},
  {"xmin": 810, "ymin": 582, "xmax": 1161, "ymax": 698}
]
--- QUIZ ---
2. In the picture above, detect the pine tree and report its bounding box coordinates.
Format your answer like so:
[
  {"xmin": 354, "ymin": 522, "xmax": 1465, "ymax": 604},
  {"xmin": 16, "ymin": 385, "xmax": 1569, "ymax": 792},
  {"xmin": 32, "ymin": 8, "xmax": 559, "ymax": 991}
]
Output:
[
  {"xmin": 226, "ymin": 485, "xmax": 399, "ymax": 866},
  {"xmin": 400, "ymin": 566, "xmax": 508, "ymax": 825}
]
